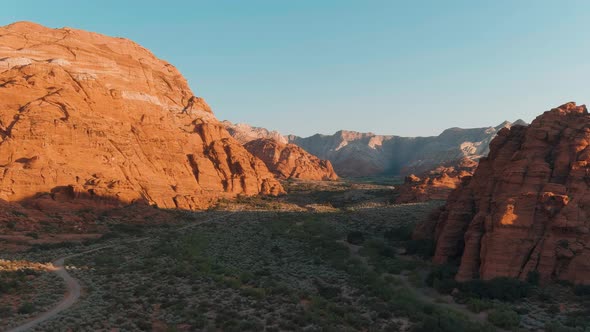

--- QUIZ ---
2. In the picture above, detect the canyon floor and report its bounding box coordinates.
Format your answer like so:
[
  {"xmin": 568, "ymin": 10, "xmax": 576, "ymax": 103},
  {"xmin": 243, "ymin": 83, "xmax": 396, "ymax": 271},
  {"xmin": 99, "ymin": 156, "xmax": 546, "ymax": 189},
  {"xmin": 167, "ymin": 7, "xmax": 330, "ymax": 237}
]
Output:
[{"xmin": 1, "ymin": 179, "xmax": 588, "ymax": 332}]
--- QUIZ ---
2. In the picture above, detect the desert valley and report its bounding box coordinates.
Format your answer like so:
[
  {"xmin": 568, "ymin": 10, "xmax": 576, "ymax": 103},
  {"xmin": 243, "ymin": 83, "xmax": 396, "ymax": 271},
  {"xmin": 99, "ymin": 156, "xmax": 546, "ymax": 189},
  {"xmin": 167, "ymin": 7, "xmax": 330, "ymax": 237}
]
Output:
[{"xmin": 0, "ymin": 15, "xmax": 590, "ymax": 332}]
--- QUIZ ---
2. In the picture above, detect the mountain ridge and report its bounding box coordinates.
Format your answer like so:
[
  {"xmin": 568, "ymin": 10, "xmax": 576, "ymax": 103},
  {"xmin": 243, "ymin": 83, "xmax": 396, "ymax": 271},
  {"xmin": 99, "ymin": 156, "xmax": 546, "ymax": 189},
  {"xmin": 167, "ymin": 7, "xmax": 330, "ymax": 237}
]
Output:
[{"xmin": 224, "ymin": 119, "xmax": 527, "ymax": 177}]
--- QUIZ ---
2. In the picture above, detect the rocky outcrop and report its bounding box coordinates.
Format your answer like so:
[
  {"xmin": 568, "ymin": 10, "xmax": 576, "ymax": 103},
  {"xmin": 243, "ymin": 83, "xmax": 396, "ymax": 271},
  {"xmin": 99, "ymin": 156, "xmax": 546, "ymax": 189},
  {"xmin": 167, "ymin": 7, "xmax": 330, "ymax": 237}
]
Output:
[
  {"xmin": 395, "ymin": 158, "xmax": 477, "ymax": 203},
  {"xmin": 222, "ymin": 121, "xmax": 288, "ymax": 145},
  {"xmin": 429, "ymin": 102, "xmax": 590, "ymax": 285},
  {"xmin": 289, "ymin": 120, "xmax": 526, "ymax": 177},
  {"xmin": 0, "ymin": 21, "xmax": 283, "ymax": 210},
  {"xmin": 244, "ymin": 138, "xmax": 338, "ymax": 181}
]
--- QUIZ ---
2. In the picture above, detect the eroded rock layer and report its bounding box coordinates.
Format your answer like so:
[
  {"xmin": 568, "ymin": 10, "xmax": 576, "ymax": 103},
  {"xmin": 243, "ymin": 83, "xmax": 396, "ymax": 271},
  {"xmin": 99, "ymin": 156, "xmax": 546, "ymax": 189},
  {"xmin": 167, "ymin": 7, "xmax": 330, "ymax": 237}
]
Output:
[
  {"xmin": 431, "ymin": 102, "xmax": 590, "ymax": 285},
  {"xmin": 244, "ymin": 138, "xmax": 338, "ymax": 181},
  {"xmin": 0, "ymin": 22, "xmax": 283, "ymax": 210},
  {"xmin": 222, "ymin": 121, "xmax": 288, "ymax": 145},
  {"xmin": 395, "ymin": 158, "xmax": 477, "ymax": 203}
]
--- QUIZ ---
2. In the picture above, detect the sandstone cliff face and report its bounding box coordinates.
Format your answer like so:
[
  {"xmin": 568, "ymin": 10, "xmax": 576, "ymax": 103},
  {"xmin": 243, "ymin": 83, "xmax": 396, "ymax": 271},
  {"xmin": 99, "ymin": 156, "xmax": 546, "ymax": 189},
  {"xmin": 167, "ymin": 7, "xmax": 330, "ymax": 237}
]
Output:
[
  {"xmin": 289, "ymin": 120, "xmax": 526, "ymax": 177},
  {"xmin": 222, "ymin": 121, "xmax": 288, "ymax": 145},
  {"xmin": 244, "ymin": 138, "xmax": 338, "ymax": 181},
  {"xmin": 0, "ymin": 22, "xmax": 283, "ymax": 210},
  {"xmin": 430, "ymin": 103, "xmax": 590, "ymax": 285},
  {"xmin": 395, "ymin": 158, "xmax": 477, "ymax": 203}
]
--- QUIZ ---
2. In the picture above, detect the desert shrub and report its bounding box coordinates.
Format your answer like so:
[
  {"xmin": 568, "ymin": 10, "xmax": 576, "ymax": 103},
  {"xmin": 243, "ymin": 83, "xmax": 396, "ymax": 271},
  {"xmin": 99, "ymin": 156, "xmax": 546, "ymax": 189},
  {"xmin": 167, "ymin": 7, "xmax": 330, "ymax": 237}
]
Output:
[
  {"xmin": 487, "ymin": 308, "xmax": 520, "ymax": 328},
  {"xmin": 526, "ymin": 270, "xmax": 540, "ymax": 285},
  {"xmin": 545, "ymin": 322, "xmax": 582, "ymax": 332},
  {"xmin": 537, "ymin": 288, "xmax": 553, "ymax": 302},
  {"xmin": 573, "ymin": 284, "xmax": 590, "ymax": 296},
  {"xmin": 346, "ymin": 231, "xmax": 365, "ymax": 245},
  {"xmin": 404, "ymin": 239, "xmax": 435, "ymax": 258},
  {"xmin": 0, "ymin": 305, "xmax": 12, "ymax": 317},
  {"xmin": 377, "ymin": 256, "xmax": 418, "ymax": 275},
  {"xmin": 312, "ymin": 239, "xmax": 350, "ymax": 266},
  {"xmin": 547, "ymin": 304, "xmax": 560, "ymax": 314},
  {"xmin": 344, "ymin": 311, "xmax": 370, "ymax": 329},
  {"xmin": 432, "ymin": 278, "xmax": 459, "ymax": 294},
  {"xmin": 267, "ymin": 283, "xmax": 292, "ymax": 296},
  {"xmin": 300, "ymin": 217, "xmax": 342, "ymax": 240},
  {"xmin": 18, "ymin": 302, "xmax": 36, "ymax": 314},
  {"xmin": 0, "ymin": 272, "xmax": 26, "ymax": 294},
  {"xmin": 362, "ymin": 239, "xmax": 395, "ymax": 258},
  {"xmin": 28, "ymin": 241, "xmax": 78, "ymax": 251},
  {"xmin": 238, "ymin": 271, "xmax": 255, "ymax": 285},
  {"xmin": 25, "ymin": 232, "xmax": 39, "ymax": 239},
  {"xmin": 460, "ymin": 277, "xmax": 530, "ymax": 302},
  {"xmin": 221, "ymin": 277, "xmax": 241, "ymax": 289},
  {"xmin": 11, "ymin": 210, "xmax": 27, "ymax": 217},
  {"xmin": 235, "ymin": 319, "xmax": 264, "ymax": 331},
  {"xmin": 240, "ymin": 287, "xmax": 266, "ymax": 299},
  {"xmin": 563, "ymin": 308, "xmax": 590, "ymax": 330},
  {"xmin": 93, "ymin": 254, "xmax": 124, "ymax": 267},
  {"xmin": 384, "ymin": 224, "xmax": 414, "ymax": 241},
  {"xmin": 109, "ymin": 223, "xmax": 145, "ymax": 235},
  {"xmin": 556, "ymin": 279, "xmax": 574, "ymax": 287},
  {"xmin": 426, "ymin": 264, "xmax": 458, "ymax": 287},
  {"xmin": 411, "ymin": 309, "xmax": 495, "ymax": 332},
  {"xmin": 466, "ymin": 298, "xmax": 494, "ymax": 313}
]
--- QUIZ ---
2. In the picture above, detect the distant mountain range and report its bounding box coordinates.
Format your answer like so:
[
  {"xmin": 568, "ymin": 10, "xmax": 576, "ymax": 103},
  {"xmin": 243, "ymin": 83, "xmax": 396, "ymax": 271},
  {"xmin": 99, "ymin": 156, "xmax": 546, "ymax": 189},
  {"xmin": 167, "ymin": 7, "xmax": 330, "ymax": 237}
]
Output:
[{"xmin": 223, "ymin": 120, "xmax": 528, "ymax": 177}]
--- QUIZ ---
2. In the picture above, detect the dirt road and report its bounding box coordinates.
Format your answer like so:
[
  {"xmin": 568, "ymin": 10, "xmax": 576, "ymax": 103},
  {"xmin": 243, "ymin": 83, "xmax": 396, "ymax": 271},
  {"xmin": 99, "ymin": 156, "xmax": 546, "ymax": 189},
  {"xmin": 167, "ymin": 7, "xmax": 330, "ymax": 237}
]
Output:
[{"xmin": 8, "ymin": 213, "xmax": 231, "ymax": 331}]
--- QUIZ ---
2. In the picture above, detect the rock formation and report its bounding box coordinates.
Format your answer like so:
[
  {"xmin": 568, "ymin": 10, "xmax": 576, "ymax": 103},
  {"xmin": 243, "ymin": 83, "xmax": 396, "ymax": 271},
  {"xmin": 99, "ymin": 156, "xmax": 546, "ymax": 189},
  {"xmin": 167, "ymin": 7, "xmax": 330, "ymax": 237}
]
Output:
[
  {"xmin": 395, "ymin": 158, "xmax": 477, "ymax": 203},
  {"xmin": 428, "ymin": 103, "xmax": 590, "ymax": 285},
  {"xmin": 244, "ymin": 138, "xmax": 338, "ymax": 181},
  {"xmin": 0, "ymin": 21, "xmax": 283, "ymax": 211},
  {"xmin": 289, "ymin": 120, "xmax": 526, "ymax": 177},
  {"xmin": 222, "ymin": 121, "xmax": 288, "ymax": 145}
]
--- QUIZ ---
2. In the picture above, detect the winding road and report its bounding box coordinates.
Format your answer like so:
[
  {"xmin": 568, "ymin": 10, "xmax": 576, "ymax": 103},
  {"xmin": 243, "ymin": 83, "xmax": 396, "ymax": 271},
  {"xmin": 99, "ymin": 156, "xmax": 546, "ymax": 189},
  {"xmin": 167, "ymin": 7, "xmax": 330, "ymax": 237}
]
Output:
[
  {"xmin": 8, "ymin": 213, "xmax": 232, "ymax": 332},
  {"xmin": 10, "ymin": 211, "xmax": 493, "ymax": 331}
]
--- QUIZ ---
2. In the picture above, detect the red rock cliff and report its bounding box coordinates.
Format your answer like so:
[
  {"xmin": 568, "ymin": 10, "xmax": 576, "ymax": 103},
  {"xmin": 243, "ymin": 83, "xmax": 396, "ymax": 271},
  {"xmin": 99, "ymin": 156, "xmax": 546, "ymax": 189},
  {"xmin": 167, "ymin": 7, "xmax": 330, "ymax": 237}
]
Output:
[
  {"xmin": 431, "ymin": 102, "xmax": 590, "ymax": 285},
  {"xmin": 0, "ymin": 22, "xmax": 283, "ymax": 210},
  {"xmin": 395, "ymin": 158, "xmax": 477, "ymax": 203},
  {"xmin": 244, "ymin": 138, "xmax": 338, "ymax": 181}
]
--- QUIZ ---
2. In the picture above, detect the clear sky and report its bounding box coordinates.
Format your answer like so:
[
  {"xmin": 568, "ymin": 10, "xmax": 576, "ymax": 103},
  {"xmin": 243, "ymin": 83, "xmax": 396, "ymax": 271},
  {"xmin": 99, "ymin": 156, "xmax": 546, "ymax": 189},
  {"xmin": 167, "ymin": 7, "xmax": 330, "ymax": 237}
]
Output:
[{"xmin": 2, "ymin": 1, "xmax": 590, "ymax": 137}]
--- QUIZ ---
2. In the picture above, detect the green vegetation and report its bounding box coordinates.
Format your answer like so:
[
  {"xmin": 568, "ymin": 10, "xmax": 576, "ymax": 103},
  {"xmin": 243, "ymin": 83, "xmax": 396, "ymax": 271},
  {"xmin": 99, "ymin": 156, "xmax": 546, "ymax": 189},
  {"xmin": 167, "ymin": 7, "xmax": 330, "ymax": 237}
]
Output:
[
  {"xmin": 4, "ymin": 179, "xmax": 590, "ymax": 331},
  {"xmin": 573, "ymin": 284, "xmax": 590, "ymax": 296},
  {"xmin": 17, "ymin": 302, "xmax": 36, "ymax": 315},
  {"xmin": 487, "ymin": 307, "xmax": 520, "ymax": 328},
  {"xmin": 460, "ymin": 277, "xmax": 531, "ymax": 302},
  {"xmin": 0, "ymin": 267, "xmax": 65, "ymax": 330}
]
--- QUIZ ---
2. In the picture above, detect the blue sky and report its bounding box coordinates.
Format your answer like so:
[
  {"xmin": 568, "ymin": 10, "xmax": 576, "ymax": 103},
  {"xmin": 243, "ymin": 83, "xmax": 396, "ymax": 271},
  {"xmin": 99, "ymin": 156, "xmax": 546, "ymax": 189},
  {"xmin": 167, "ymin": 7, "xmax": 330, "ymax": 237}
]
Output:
[{"xmin": 2, "ymin": 1, "xmax": 590, "ymax": 137}]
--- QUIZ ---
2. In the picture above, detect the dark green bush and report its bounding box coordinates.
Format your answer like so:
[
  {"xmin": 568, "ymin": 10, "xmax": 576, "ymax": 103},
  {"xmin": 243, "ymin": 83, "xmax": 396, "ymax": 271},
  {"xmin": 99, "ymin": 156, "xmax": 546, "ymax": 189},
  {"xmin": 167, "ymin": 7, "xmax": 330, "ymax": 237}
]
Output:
[
  {"xmin": 545, "ymin": 322, "xmax": 581, "ymax": 332},
  {"xmin": 18, "ymin": 302, "xmax": 36, "ymax": 315},
  {"xmin": 466, "ymin": 298, "xmax": 493, "ymax": 313},
  {"xmin": 563, "ymin": 308, "xmax": 590, "ymax": 330},
  {"xmin": 526, "ymin": 270, "xmax": 540, "ymax": 285},
  {"xmin": 404, "ymin": 239, "xmax": 435, "ymax": 258},
  {"xmin": 346, "ymin": 231, "xmax": 365, "ymax": 245},
  {"xmin": 411, "ymin": 310, "xmax": 495, "ymax": 332},
  {"xmin": 0, "ymin": 305, "xmax": 12, "ymax": 317},
  {"xmin": 426, "ymin": 264, "xmax": 458, "ymax": 287},
  {"xmin": 487, "ymin": 308, "xmax": 520, "ymax": 328},
  {"xmin": 460, "ymin": 277, "xmax": 530, "ymax": 302},
  {"xmin": 316, "ymin": 283, "xmax": 341, "ymax": 299},
  {"xmin": 384, "ymin": 224, "xmax": 414, "ymax": 241},
  {"xmin": 573, "ymin": 284, "xmax": 590, "ymax": 296},
  {"xmin": 433, "ymin": 278, "xmax": 458, "ymax": 294}
]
